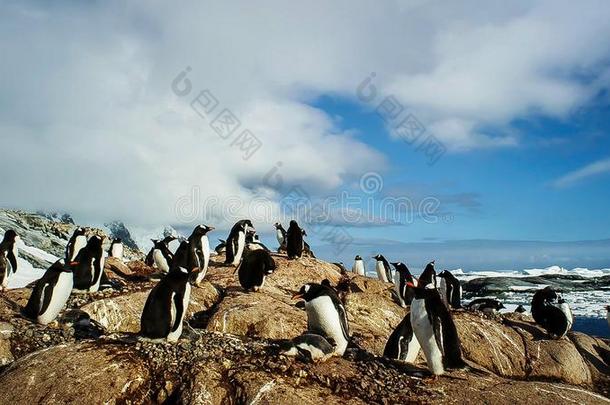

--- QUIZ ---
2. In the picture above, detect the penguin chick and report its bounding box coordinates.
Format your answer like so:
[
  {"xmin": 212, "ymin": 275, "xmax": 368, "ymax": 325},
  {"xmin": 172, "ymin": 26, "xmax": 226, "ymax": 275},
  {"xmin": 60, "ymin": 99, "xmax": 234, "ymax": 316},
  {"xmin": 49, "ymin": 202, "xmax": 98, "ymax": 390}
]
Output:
[{"xmin": 278, "ymin": 333, "xmax": 335, "ymax": 363}]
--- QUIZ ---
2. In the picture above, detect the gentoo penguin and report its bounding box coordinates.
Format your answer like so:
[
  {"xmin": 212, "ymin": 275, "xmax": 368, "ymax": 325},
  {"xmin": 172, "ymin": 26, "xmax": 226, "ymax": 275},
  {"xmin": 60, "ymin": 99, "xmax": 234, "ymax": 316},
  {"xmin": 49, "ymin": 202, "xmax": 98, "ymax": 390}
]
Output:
[
  {"xmin": 245, "ymin": 229, "xmax": 271, "ymax": 252},
  {"xmin": 286, "ymin": 220, "xmax": 304, "ymax": 259},
  {"xmin": 187, "ymin": 225, "xmax": 214, "ymax": 286},
  {"xmin": 145, "ymin": 237, "xmax": 176, "ymax": 273},
  {"xmin": 373, "ymin": 254, "xmax": 392, "ymax": 283},
  {"xmin": 333, "ymin": 262, "xmax": 348, "ymax": 274},
  {"xmin": 383, "ymin": 312, "xmax": 421, "ymax": 363},
  {"xmin": 0, "ymin": 230, "xmax": 19, "ymax": 289},
  {"xmin": 65, "ymin": 227, "xmax": 87, "ymax": 262},
  {"xmin": 418, "ymin": 261, "xmax": 437, "ymax": 288},
  {"xmin": 274, "ymin": 222, "xmax": 286, "ymax": 249},
  {"xmin": 278, "ymin": 333, "xmax": 335, "ymax": 363},
  {"xmin": 466, "ymin": 298, "xmax": 505, "ymax": 314},
  {"xmin": 108, "ymin": 238, "xmax": 124, "ymax": 260},
  {"xmin": 557, "ymin": 296, "xmax": 573, "ymax": 332},
  {"xmin": 391, "ymin": 262, "xmax": 417, "ymax": 308},
  {"xmin": 214, "ymin": 239, "xmax": 227, "ymax": 255},
  {"xmin": 352, "ymin": 255, "xmax": 365, "ymax": 276},
  {"xmin": 22, "ymin": 260, "xmax": 73, "ymax": 325},
  {"xmin": 225, "ymin": 220, "xmax": 253, "ymax": 265},
  {"xmin": 408, "ymin": 281, "xmax": 465, "ymax": 376},
  {"xmin": 293, "ymin": 283, "xmax": 350, "ymax": 356},
  {"xmin": 140, "ymin": 264, "xmax": 191, "ymax": 343},
  {"xmin": 238, "ymin": 249, "xmax": 276, "ymax": 292},
  {"xmin": 531, "ymin": 287, "xmax": 572, "ymax": 339},
  {"xmin": 437, "ymin": 270, "xmax": 462, "ymax": 309},
  {"xmin": 71, "ymin": 235, "xmax": 105, "ymax": 293}
]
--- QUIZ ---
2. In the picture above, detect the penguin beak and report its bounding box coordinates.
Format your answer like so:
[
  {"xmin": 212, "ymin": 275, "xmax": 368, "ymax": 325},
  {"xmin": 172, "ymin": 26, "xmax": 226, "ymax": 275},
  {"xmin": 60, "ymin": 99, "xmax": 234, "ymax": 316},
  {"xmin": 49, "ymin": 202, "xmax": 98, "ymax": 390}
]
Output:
[
  {"xmin": 291, "ymin": 293, "xmax": 304, "ymax": 300},
  {"xmin": 406, "ymin": 282, "xmax": 416, "ymax": 288}
]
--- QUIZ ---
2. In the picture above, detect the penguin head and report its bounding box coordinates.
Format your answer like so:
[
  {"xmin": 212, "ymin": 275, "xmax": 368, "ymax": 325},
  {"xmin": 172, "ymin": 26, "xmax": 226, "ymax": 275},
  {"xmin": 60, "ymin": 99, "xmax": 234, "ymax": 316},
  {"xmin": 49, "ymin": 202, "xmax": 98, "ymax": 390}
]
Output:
[
  {"xmin": 292, "ymin": 283, "xmax": 333, "ymax": 302},
  {"xmin": 112, "ymin": 238, "xmax": 122, "ymax": 244},
  {"xmin": 162, "ymin": 235, "xmax": 178, "ymax": 245},
  {"xmin": 193, "ymin": 224, "xmax": 215, "ymax": 236},
  {"xmin": 288, "ymin": 220, "xmax": 300, "ymax": 231},
  {"xmin": 391, "ymin": 262, "xmax": 409, "ymax": 273},
  {"xmin": 273, "ymin": 222, "xmax": 282, "ymax": 229},
  {"xmin": 87, "ymin": 235, "xmax": 104, "ymax": 249},
  {"xmin": 354, "ymin": 255, "xmax": 362, "ymax": 261},
  {"xmin": 2, "ymin": 230, "xmax": 18, "ymax": 244},
  {"xmin": 73, "ymin": 227, "xmax": 86, "ymax": 237},
  {"xmin": 538, "ymin": 286, "xmax": 558, "ymax": 302},
  {"xmin": 606, "ymin": 306, "xmax": 610, "ymax": 313},
  {"xmin": 301, "ymin": 229, "xmax": 308, "ymax": 237},
  {"xmin": 373, "ymin": 254, "xmax": 383, "ymax": 261}
]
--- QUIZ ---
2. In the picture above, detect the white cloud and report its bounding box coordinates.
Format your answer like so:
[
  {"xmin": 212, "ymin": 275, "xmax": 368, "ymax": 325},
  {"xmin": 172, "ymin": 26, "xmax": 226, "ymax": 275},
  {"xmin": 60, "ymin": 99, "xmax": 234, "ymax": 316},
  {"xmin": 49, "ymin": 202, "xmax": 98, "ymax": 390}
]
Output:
[
  {"xmin": 553, "ymin": 158, "xmax": 610, "ymax": 188},
  {"xmin": 1, "ymin": 1, "xmax": 610, "ymax": 226}
]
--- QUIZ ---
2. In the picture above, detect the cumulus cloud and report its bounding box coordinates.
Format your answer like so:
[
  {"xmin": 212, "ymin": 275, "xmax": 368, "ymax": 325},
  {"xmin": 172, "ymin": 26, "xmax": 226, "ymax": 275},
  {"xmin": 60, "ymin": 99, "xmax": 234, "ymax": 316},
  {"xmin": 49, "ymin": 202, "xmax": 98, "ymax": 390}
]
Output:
[
  {"xmin": 1, "ymin": 0, "xmax": 610, "ymax": 227},
  {"xmin": 553, "ymin": 157, "xmax": 610, "ymax": 188}
]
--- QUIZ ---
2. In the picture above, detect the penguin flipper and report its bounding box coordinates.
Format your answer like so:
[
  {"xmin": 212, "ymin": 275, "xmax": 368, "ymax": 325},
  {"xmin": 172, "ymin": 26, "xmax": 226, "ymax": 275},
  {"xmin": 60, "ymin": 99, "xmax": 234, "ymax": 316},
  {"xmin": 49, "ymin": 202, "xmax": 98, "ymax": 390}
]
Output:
[
  {"xmin": 39, "ymin": 282, "xmax": 54, "ymax": 315},
  {"xmin": 171, "ymin": 290, "xmax": 185, "ymax": 332},
  {"xmin": 145, "ymin": 249, "xmax": 154, "ymax": 266},
  {"xmin": 7, "ymin": 251, "xmax": 17, "ymax": 274}
]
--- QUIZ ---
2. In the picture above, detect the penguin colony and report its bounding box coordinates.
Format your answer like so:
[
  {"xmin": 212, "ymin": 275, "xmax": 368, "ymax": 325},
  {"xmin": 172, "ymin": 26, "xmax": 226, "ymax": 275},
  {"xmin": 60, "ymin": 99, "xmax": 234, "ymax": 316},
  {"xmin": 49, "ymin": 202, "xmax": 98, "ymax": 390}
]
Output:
[{"xmin": 1, "ymin": 219, "xmax": 600, "ymax": 377}]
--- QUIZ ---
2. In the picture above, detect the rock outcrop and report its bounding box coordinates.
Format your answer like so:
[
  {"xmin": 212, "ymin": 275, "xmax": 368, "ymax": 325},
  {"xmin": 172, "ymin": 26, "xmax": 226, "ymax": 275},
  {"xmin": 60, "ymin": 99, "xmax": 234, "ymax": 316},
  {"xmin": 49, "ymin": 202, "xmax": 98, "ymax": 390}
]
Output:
[{"xmin": 0, "ymin": 244, "xmax": 608, "ymax": 403}]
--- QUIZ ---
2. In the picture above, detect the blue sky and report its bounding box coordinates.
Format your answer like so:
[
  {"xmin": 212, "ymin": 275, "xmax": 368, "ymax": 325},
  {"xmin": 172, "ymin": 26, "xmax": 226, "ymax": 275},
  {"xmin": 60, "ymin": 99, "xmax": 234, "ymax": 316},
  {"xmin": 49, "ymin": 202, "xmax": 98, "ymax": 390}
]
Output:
[{"xmin": 2, "ymin": 1, "xmax": 610, "ymax": 270}]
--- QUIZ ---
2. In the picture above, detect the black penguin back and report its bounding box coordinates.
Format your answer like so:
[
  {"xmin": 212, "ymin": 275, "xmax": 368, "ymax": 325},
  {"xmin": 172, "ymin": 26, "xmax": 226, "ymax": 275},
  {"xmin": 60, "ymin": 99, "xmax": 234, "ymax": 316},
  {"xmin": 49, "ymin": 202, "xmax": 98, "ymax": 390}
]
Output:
[
  {"xmin": 238, "ymin": 250, "xmax": 276, "ymax": 291},
  {"xmin": 286, "ymin": 221, "xmax": 304, "ymax": 259}
]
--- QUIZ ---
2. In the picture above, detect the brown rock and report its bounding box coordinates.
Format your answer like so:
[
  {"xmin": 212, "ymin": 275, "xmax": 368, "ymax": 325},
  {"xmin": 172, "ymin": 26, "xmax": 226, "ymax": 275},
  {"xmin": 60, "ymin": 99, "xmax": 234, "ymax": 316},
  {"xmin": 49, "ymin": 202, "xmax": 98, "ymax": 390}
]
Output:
[{"xmin": 0, "ymin": 342, "xmax": 151, "ymax": 404}]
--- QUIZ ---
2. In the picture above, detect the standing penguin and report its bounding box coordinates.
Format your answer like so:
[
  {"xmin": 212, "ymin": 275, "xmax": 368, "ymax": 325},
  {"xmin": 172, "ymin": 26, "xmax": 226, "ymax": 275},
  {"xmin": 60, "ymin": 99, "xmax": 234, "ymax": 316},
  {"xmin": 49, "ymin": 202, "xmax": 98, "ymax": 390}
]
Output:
[
  {"xmin": 238, "ymin": 249, "xmax": 276, "ymax": 292},
  {"xmin": 187, "ymin": 225, "xmax": 214, "ymax": 286},
  {"xmin": 391, "ymin": 262, "xmax": 417, "ymax": 308},
  {"xmin": 245, "ymin": 229, "xmax": 271, "ymax": 252},
  {"xmin": 286, "ymin": 220, "xmax": 304, "ymax": 260},
  {"xmin": 145, "ymin": 237, "xmax": 176, "ymax": 273},
  {"xmin": 557, "ymin": 296, "xmax": 573, "ymax": 332},
  {"xmin": 293, "ymin": 283, "xmax": 350, "ymax": 356},
  {"xmin": 108, "ymin": 238, "xmax": 124, "ymax": 261},
  {"xmin": 408, "ymin": 282, "xmax": 465, "ymax": 376},
  {"xmin": 71, "ymin": 235, "xmax": 105, "ymax": 293},
  {"xmin": 438, "ymin": 270, "xmax": 462, "ymax": 309},
  {"xmin": 352, "ymin": 255, "xmax": 365, "ymax": 276},
  {"xmin": 419, "ymin": 261, "xmax": 437, "ymax": 288},
  {"xmin": 274, "ymin": 222, "xmax": 286, "ymax": 250},
  {"xmin": 383, "ymin": 312, "xmax": 421, "ymax": 363},
  {"xmin": 0, "ymin": 230, "xmax": 19, "ymax": 289},
  {"xmin": 531, "ymin": 287, "xmax": 572, "ymax": 339},
  {"xmin": 140, "ymin": 264, "xmax": 192, "ymax": 343},
  {"xmin": 66, "ymin": 228, "xmax": 87, "ymax": 262},
  {"xmin": 373, "ymin": 254, "xmax": 392, "ymax": 283},
  {"xmin": 225, "ymin": 220, "xmax": 253, "ymax": 265},
  {"xmin": 22, "ymin": 260, "xmax": 73, "ymax": 325}
]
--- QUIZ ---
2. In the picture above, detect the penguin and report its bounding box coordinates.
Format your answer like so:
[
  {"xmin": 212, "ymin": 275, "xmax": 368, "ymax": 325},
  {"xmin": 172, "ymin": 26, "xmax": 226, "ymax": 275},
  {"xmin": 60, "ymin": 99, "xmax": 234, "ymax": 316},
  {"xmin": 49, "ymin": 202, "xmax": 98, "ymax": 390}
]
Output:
[
  {"xmin": 531, "ymin": 287, "xmax": 572, "ymax": 339},
  {"xmin": 22, "ymin": 260, "xmax": 73, "ymax": 325},
  {"xmin": 391, "ymin": 262, "xmax": 417, "ymax": 308},
  {"xmin": 383, "ymin": 312, "xmax": 421, "ymax": 363},
  {"xmin": 225, "ymin": 220, "xmax": 253, "ymax": 265},
  {"xmin": 214, "ymin": 239, "xmax": 227, "ymax": 255},
  {"xmin": 107, "ymin": 238, "xmax": 124, "ymax": 260},
  {"xmin": 437, "ymin": 270, "xmax": 462, "ymax": 309},
  {"xmin": 286, "ymin": 220, "xmax": 304, "ymax": 260},
  {"xmin": 373, "ymin": 254, "xmax": 392, "ymax": 283},
  {"xmin": 408, "ymin": 281, "xmax": 465, "ymax": 376},
  {"xmin": 71, "ymin": 235, "xmax": 105, "ymax": 293},
  {"xmin": 333, "ymin": 262, "xmax": 348, "ymax": 274},
  {"xmin": 238, "ymin": 249, "xmax": 276, "ymax": 292},
  {"xmin": 0, "ymin": 230, "xmax": 19, "ymax": 289},
  {"xmin": 606, "ymin": 306, "xmax": 610, "ymax": 332},
  {"xmin": 352, "ymin": 255, "xmax": 365, "ymax": 276},
  {"xmin": 140, "ymin": 264, "xmax": 192, "ymax": 343},
  {"xmin": 278, "ymin": 333, "xmax": 335, "ymax": 363},
  {"xmin": 245, "ymin": 229, "xmax": 271, "ymax": 252},
  {"xmin": 293, "ymin": 283, "xmax": 350, "ymax": 356},
  {"xmin": 145, "ymin": 237, "xmax": 175, "ymax": 273},
  {"xmin": 466, "ymin": 298, "xmax": 505, "ymax": 314},
  {"xmin": 302, "ymin": 240, "xmax": 316, "ymax": 258},
  {"xmin": 65, "ymin": 227, "xmax": 87, "ymax": 262},
  {"xmin": 418, "ymin": 261, "xmax": 437, "ymax": 288},
  {"xmin": 274, "ymin": 222, "xmax": 286, "ymax": 249},
  {"xmin": 186, "ymin": 225, "xmax": 214, "ymax": 286}
]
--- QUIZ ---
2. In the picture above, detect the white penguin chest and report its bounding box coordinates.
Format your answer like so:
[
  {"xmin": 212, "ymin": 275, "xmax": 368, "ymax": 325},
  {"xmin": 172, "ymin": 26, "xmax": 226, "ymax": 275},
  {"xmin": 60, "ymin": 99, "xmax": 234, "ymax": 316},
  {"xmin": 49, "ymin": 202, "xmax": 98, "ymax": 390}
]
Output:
[
  {"xmin": 72, "ymin": 236, "xmax": 87, "ymax": 261},
  {"xmin": 353, "ymin": 261, "xmax": 365, "ymax": 276},
  {"xmin": 306, "ymin": 296, "xmax": 346, "ymax": 342},
  {"xmin": 276, "ymin": 229, "xmax": 284, "ymax": 244},
  {"xmin": 38, "ymin": 272, "xmax": 73, "ymax": 324},
  {"xmin": 375, "ymin": 262, "xmax": 388, "ymax": 282},
  {"xmin": 153, "ymin": 249, "xmax": 169, "ymax": 272},
  {"xmin": 111, "ymin": 244, "xmax": 124, "ymax": 260}
]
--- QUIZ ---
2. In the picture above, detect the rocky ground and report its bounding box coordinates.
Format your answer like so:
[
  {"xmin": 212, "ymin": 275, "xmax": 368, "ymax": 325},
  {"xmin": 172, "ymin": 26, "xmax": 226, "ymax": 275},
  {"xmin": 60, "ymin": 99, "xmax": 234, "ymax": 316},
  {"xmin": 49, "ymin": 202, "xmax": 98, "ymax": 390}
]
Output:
[{"xmin": 0, "ymin": 253, "xmax": 609, "ymax": 404}]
